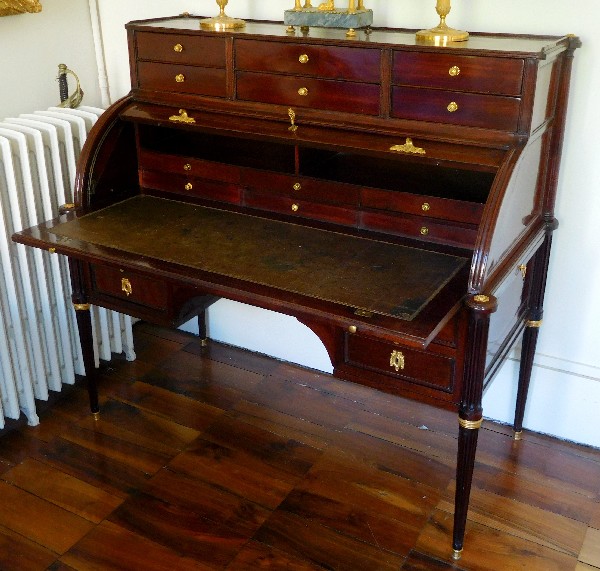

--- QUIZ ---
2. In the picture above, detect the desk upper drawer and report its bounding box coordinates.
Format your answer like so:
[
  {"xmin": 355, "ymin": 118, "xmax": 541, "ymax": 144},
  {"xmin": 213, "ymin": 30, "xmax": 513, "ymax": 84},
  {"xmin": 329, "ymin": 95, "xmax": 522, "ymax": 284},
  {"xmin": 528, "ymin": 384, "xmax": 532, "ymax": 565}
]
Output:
[
  {"xmin": 135, "ymin": 31, "xmax": 227, "ymax": 67},
  {"xmin": 236, "ymin": 72, "xmax": 380, "ymax": 115},
  {"xmin": 137, "ymin": 61, "xmax": 227, "ymax": 97},
  {"xmin": 235, "ymin": 39, "xmax": 381, "ymax": 83},
  {"xmin": 391, "ymin": 87, "xmax": 521, "ymax": 131},
  {"xmin": 393, "ymin": 52, "xmax": 524, "ymax": 96}
]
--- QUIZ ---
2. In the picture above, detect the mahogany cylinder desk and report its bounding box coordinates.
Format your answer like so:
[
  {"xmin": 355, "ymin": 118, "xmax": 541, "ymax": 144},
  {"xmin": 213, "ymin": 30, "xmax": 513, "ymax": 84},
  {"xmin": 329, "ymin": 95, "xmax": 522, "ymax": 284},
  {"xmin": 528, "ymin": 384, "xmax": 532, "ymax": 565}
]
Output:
[{"xmin": 12, "ymin": 15, "xmax": 580, "ymax": 559}]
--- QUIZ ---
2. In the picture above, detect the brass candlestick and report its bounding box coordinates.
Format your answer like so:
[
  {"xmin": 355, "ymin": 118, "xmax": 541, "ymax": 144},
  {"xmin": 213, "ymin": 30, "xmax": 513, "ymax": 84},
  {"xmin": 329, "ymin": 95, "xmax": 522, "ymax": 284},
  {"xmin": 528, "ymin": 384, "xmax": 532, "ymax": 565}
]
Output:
[
  {"xmin": 200, "ymin": 0, "xmax": 245, "ymax": 30},
  {"xmin": 416, "ymin": 0, "xmax": 468, "ymax": 43}
]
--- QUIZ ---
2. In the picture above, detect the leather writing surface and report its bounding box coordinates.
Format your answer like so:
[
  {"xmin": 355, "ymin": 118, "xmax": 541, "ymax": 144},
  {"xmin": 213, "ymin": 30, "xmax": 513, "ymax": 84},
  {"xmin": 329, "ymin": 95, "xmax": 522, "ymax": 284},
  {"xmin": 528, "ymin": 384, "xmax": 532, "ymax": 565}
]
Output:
[{"xmin": 50, "ymin": 196, "xmax": 467, "ymax": 320}]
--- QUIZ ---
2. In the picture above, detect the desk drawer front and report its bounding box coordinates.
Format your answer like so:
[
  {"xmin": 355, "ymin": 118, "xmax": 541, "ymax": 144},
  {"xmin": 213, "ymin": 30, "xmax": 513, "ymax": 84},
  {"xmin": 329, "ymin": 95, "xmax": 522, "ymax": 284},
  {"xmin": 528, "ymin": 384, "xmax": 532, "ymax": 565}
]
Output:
[
  {"xmin": 361, "ymin": 211, "xmax": 478, "ymax": 248},
  {"xmin": 391, "ymin": 87, "xmax": 520, "ymax": 131},
  {"xmin": 235, "ymin": 39, "xmax": 381, "ymax": 83},
  {"xmin": 141, "ymin": 170, "xmax": 242, "ymax": 205},
  {"xmin": 137, "ymin": 61, "xmax": 227, "ymax": 97},
  {"xmin": 245, "ymin": 191, "xmax": 358, "ymax": 226},
  {"xmin": 345, "ymin": 334, "xmax": 455, "ymax": 393},
  {"xmin": 361, "ymin": 187, "xmax": 484, "ymax": 225},
  {"xmin": 242, "ymin": 169, "xmax": 359, "ymax": 206},
  {"xmin": 139, "ymin": 150, "xmax": 241, "ymax": 185},
  {"xmin": 92, "ymin": 265, "xmax": 169, "ymax": 310},
  {"xmin": 236, "ymin": 72, "xmax": 380, "ymax": 115},
  {"xmin": 393, "ymin": 52, "xmax": 524, "ymax": 96},
  {"xmin": 136, "ymin": 31, "xmax": 227, "ymax": 67}
]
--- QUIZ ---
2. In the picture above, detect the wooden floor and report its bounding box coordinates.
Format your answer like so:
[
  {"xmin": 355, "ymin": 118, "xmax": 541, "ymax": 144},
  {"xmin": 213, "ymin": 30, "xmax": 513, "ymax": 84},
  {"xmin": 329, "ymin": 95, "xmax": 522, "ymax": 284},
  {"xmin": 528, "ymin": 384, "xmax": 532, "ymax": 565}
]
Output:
[{"xmin": 1, "ymin": 323, "xmax": 599, "ymax": 571}]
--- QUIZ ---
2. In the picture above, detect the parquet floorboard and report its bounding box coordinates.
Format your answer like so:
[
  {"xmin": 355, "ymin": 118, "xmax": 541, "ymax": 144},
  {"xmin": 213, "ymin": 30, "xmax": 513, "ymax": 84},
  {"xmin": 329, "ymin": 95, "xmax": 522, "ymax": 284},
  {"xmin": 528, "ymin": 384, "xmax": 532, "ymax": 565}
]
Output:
[{"xmin": 0, "ymin": 322, "xmax": 599, "ymax": 570}]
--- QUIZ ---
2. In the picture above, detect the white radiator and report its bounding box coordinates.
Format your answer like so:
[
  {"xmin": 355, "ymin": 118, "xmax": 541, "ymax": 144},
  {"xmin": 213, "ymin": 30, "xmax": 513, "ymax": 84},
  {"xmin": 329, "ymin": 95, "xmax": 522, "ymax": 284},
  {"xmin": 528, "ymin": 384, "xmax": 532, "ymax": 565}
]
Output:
[{"xmin": 0, "ymin": 106, "xmax": 135, "ymax": 428}]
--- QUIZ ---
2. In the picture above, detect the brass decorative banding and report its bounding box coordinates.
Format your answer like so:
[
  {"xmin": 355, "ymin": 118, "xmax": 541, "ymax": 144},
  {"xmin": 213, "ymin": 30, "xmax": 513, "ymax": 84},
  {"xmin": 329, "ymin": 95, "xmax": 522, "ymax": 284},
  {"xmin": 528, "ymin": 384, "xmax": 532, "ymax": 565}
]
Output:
[
  {"xmin": 299, "ymin": 54, "xmax": 309, "ymax": 64},
  {"xmin": 447, "ymin": 101, "xmax": 459, "ymax": 113},
  {"xmin": 473, "ymin": 294, "xmax": 490, "ymax": 303},
  {"xmin": 175, "ymin": 74, "xmax": 185, "ymax": 83},
  {"xmin": 452, "ymin": 548, "xmax": 463, "ymax": 561},
  {"xmin": 174, "ymin": 43, "xmax": 183, "ymax": 53},
  {"xmin": 526, "ymin": 319, "xmax": 543, "ymax": 328},
  {"xmin": 514, "ymin": 430, "xmax": 523, "ymax": 441},
  {"xmin": 449, "ymin": 66, "xmax": 461, "ymax": 77},
  {"xmin": 458, "ymin": 417, "xmax": 483, "ymax": 430},
  {"xmin": 73, "ymin": 303, "xmax": 91, "ymax": 311},
  {"xmin": 298, "ymin": 87, "xmax": 309, "ymax": 96}
]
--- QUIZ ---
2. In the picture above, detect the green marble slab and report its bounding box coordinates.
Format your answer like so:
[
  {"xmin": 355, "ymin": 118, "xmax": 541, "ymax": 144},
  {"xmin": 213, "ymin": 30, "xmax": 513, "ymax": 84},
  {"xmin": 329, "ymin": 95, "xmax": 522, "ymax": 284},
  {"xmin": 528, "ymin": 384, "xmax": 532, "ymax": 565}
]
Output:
[{"xmin": 284, "ymin": 8, "xmax": 373, "ymax": 29}]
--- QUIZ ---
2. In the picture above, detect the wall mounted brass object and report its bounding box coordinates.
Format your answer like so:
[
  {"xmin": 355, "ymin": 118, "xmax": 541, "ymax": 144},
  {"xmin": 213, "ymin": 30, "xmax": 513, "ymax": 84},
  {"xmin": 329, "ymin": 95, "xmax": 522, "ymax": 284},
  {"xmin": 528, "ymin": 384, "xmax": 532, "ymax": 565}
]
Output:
[
  {"xmin": 390, "ymin": 138, "xmax": 426, "ymax": 155},
  {"xmin": 298, "ymin": 87, "xmax": 309, "ymax": 96},
  {"xmin": 447, "ymin": 101, "xmax": 459, "ymax": 112},
  {"xmin": 449, "ymin": 65, "xmax": 460, "ymax": 76},
  {"xmin": 121, "ymin": 278, "xmax": 133, "ymax": 297},
  {"xmin": 175, "ymin": 74, "xmax": 185, "ymax": 83},
  {"xmin": 169, "ymin": 109, "xmax": 196, "ymax": 124},
  {"xmin": 390, "ymin": 350, "xmax": 405, "ymax": 372},
  {"xmin": 519, "ymin": 264, "xmax": 527, "ymax": 279},
  {"xmin": 174, "ymin": 43, "xmax": 183, "ymax": 53}
]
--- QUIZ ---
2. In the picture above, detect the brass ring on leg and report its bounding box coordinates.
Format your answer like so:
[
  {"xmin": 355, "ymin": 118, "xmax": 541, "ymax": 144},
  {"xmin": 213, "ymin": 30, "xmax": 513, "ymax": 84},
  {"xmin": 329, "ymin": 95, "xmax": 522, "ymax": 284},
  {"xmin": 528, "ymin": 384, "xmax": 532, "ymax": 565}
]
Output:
[
  {"xmin": 92, "ymin": 412, "xmax": 100, "ymax": 421},
  {"xmin": 452, "ymin": 548, "xmax": 463, "ymax": 560}
]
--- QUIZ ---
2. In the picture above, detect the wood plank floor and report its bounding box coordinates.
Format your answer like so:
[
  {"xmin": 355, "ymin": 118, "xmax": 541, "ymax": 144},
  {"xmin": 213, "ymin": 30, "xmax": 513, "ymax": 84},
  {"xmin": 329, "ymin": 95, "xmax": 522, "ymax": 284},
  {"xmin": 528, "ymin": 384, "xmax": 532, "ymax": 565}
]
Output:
[{"xmin": 1, "ymin": 322, "xmax": 599, "ymax": 570}]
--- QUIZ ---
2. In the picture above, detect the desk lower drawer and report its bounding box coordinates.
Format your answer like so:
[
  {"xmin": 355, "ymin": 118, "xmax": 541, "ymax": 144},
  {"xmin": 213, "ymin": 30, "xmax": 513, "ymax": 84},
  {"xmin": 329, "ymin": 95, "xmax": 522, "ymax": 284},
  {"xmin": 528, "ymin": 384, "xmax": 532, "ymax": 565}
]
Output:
[
  {"xmin": 91, "ymin": 264, "xmax": 169, "ymax": 311},
  {"xmin": 345, "ymin": 333, "xmax": 455, "ymax": 393}
]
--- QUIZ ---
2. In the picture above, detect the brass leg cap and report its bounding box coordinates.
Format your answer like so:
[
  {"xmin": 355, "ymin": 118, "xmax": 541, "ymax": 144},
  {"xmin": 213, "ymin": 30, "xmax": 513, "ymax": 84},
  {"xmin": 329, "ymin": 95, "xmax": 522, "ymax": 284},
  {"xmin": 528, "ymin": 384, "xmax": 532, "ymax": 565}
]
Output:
[
  {"xmin": 452, "ymin": 548, "xmax": 463, "ymax": 560},
  {"xmin": 514, "ymin": 430, "xmax": 523, "ymax": 441},
  {"xmin": 92, "ymin": 412, "xmax": 100, "ymax": 421},
  {"xmin": 201, "ymin": 338, "xmax": 208, "ymax": 347}
]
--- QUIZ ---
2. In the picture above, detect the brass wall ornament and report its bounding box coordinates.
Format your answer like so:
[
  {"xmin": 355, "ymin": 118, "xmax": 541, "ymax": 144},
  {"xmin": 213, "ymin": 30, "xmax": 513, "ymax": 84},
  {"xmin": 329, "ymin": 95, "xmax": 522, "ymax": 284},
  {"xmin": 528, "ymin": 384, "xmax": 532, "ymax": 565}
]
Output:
[
  {"xmin": 416, "ymin": 0, "xmax": 469, "ymax": 44},
  {"xmin": 0, "ymin": 0, "xmax": 41, "ymax": 16}
]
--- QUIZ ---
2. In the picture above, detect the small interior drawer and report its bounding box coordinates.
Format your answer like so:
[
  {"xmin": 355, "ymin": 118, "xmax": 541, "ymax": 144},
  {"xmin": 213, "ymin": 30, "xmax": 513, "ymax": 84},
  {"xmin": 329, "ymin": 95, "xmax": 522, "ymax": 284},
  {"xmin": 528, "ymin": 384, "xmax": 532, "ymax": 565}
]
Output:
[
  {"xmin": 137, "ymin": 61, "xmax": 227, "ymax": 97},
  {"xmin": 135, "ymin": 31, "xmax": 227, "ymax": 67},
  {"xmin": 393, "ymin": 52, "xmax": 524, "ymax": 96},
  {"xmin": 345, "ymin": 333, "xmax": 456, "ymax": 393}
]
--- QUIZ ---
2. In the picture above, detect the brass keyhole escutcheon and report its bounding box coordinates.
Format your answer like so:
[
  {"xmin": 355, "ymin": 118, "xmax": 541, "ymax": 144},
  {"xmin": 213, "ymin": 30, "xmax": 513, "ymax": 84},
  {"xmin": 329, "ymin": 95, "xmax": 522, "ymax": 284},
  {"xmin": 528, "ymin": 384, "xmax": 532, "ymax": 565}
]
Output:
[
  {"xmin": 299, "ymin": 54, "xmax": 309, "ymax": 64},
  {"xmin": 175, "ymin": 74, "xmax": 186, "ymax": 83},
  {"xmin": 185, "ymin": 183, "xmax": 193, "ymax": 191},
  {"xmin": 174, "ymin": 43, "xmax": 183, "ymax": 53},
  {"xmin": 422, "ymin": 202, "xmax": 431, "ymax": 212},
  {"xmin": 291, "ymin": 203, "xmax": 300, "ymax": 212},
  {"xmin": 449, "ymin": 65, "xmax": 460, "ymax": 76},
  {"xmin": 447, "ymin": 101, "xmax": 459, "ymax": 113},
  {"xmin": 298, "ymin": 87, "xmax": 309, "ymax": 96},
  {"xmin": 390, "ymin": 350, "xmax": 405, "ymax": 372},
  {"xmin": 293, "ymin": 183, "xmax": 302, "ymax": 191},
  {"xmin": 121, "ymin": 278, "xmax": 132, "ymax": 297}
]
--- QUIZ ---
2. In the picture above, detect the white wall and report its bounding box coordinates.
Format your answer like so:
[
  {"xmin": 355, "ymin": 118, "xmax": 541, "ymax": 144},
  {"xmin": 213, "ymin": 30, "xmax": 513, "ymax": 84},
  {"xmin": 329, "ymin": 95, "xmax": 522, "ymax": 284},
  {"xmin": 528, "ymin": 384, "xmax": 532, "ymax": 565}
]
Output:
[
  {"xmin": 95, "ymin": 1, "xmax": 599, "ymax": 447},
  {"xmin": 0, "ymin": 0, "xmax": 103, "ymax": 119}
]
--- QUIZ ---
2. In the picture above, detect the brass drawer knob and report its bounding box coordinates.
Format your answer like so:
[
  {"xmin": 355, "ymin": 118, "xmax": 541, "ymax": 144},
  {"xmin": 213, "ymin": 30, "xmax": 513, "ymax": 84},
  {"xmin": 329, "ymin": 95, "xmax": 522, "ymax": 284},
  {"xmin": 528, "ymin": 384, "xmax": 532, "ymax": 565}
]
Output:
[
  {"xmin": 121, "ymin": 278, "xmax": 132, "ymax": 297},
  {"xmin": 421, "ymin": 202, "xmax": 431, "ymax": 212},
  {"xmin": 183, "ymin": 163, "xmax": 192, "ymax": 171},
  {"xmin": 175, "ymin": 74, "xmax": 186, "ymax": 83},
  {"xmin": 390, "ymin": 350, "xmax": 405, "ymax": 372},
  {"xmin": 449, "ymin": 65, "xmax": 460, "ymax": 76},
  {"xmin": 299, "ymin": 54, "xmax": 309, "ymax": 64},
  {"xmin": 420, "ymin": 226, "xmax": 429, "ymax": 236},
  {"xmin": 185, "ymin": 183, "xmax": 193, "ymax": 191},
  {"xmin": 447, "ymin": 101, "xmax": 459, "ymax": 113},
  {"xmin": 291, "ymin": 203, "xmax": 300, "ymax": 212},
  {"xmin": 298, "ymin": 87, "xmax": 309, "ymax": 96},
  {"xmin": 174, "ymin": 43, "xmax": 183, "ymax": 53},
  {"xmin": 293, "ymin": 182, "xmax": 302, "ymax": 191}
]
